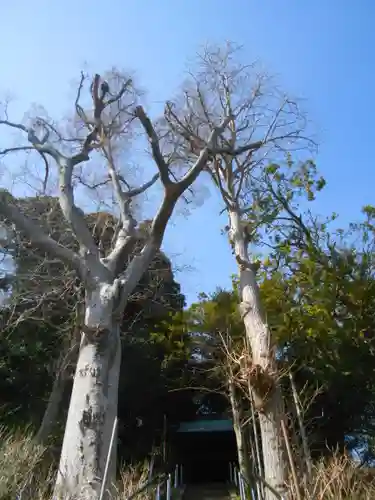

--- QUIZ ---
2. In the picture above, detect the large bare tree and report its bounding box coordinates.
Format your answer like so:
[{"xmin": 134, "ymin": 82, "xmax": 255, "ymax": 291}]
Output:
[
  {"xmin": 0, "ymin": 69, "xmax": 235, "ymax": 499},
  {"xmin": 165, "ymin": 43, "xmax": 322, "ymax": 499}
]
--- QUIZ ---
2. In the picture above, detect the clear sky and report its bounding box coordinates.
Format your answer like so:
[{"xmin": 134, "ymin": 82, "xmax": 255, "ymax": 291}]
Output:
[{"xmin": 0, "ymin": 0, "xmax": 374, "ymax": 304}]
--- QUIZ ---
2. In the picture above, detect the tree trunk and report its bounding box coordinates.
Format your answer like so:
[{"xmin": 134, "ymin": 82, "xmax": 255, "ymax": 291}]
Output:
[
  {"xmin": 53, "ymin": 282, "xmax": 121, "ymax": 500},
  {"xmin": 228, "ymin": 208, "xmax": 287, "ymax": 500},
  {"xmin": 35, "ymin": 343, "xmax": 79, "ymax": 444},
  {"xmin": 228, "ymin": 378, "xmax": 252, "ymax": 487}
]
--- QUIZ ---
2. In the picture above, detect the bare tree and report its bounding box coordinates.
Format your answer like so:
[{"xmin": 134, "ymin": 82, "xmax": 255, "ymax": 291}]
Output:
[
  {"xmin": 0, "ymin": 195, "xmax": 182, "ymax": 446},
  {"xmin": 0, "ymin": 69, "xmax": 233, "ymax": 499},
  {"xmin": 165, "ymin": 43, "xmax": 321, "ymax": 499}
]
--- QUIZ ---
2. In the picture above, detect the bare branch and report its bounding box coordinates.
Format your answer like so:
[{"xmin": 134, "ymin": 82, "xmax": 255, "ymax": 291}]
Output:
[
  {"xmin": 74, "ymin": 73, "xmax": 134, "ymax": 154},
  {"xmin": 0, "ymin": 145, "xmax": 34, "ymax": 155},
  {"xmin": 149, "ymin": 114, "xmax": 234, "ymax": 247},
  {"xmin": 74, "ymin": 72, "xmax": 88, "ymax": 125},
  {"xmin": 215, "ymin": 140, "xmax": 263, "ymax": 156},
  {"xmin": 0, "ymin": 118, "xmax": 65, "ymax": 164},
  {"xmin": 0, "ymin": 119, "xmax": 99, "ymax": 258},
  {"xmin": 175, "ymin": 114, "xmax": 234, "ymax": 193},
  {"xmin": 0, "ymin": 119, "xmax": 28, "ymax": 133},
  {"xmin": 102, "ymin": 148, "xmax": 137, "ymax": 269},
  {"xmin": 38, "ymin": 150, "xmax": 50, "ymax": 194},
  {"xmin": 58, "ymin": 158, "xmax": 100, "ymax": 258},
  {"xmin": 135, "ymin": 106, "xmax": 171, "ymax": 186},
  {"xmin": 128, "ymin": 172, "xmax": 159, "ymax": 198},
  {"xmin": 0, "ymin": 190, "xmax": 83, "ymax": 274},
  {"xmin": 35, "ymin": 116, "xmax": 81, "ymax": 144},
  {"xmin": 0, "ymin": 78, "xmax": 128, "ymax": 259},
  {"xmin": 163, "ymin": 45, "xmax": 317, "ymax": 235},
  {"xmin": 106, "ymin": 78, "xmax": 133, "ymax": 106},
  {"xmin": 102, "ymin": 140, "xmax": 160, "ymax": 274}
]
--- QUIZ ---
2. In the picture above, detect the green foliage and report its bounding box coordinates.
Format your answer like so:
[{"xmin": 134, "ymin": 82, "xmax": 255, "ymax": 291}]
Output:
[
  {"xmin": 258, "ymin": 215, "xmax": 375, "ymax": 457},
  {"xmin": 236, "ymin": 157, "xmax": 327, "ymax": 250},
  {"xmin": 183, "ymin": 208, "xmax": 375, "ymax": 460},
  {"xmin": 3, "ymin": 189, "xmax": 375, "ymax": 473},
  {"xmin": 0, "ymin": 310, "xmax": 71, "ymax": 427}
]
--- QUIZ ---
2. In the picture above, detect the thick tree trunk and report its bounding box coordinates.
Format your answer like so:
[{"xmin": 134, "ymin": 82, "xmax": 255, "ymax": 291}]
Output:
[
  {"xmin": 228, "ymin": 208, "xmax": 287, "ymax": 500},
  {"xmin": 228, "ymin": 378, "xmax": 252, "ymax": 487},
  {"xmin": 53, "ymin": 283, "xmax": 121, "ymax": 500},
  {"xmin": 35, "ymin": 343, "xmax": 79, "ymax": 444}
]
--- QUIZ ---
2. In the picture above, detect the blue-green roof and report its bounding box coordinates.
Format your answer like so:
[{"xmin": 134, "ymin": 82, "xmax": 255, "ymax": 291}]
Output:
[{"xmin": 177, "ymin": 419, "xmax": 233, "ymax": 433}]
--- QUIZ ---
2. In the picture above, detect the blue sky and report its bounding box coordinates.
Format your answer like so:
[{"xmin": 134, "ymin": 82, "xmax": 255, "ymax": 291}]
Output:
[{"xmin": 1, "ymin": 0, "xmax": 374, "ymax": 304}]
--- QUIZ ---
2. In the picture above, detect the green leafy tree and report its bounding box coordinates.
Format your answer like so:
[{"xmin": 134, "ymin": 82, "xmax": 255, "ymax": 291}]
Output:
[{"xmin": 259, "ymin": 211, "xmax": 375, "ymax": 461}]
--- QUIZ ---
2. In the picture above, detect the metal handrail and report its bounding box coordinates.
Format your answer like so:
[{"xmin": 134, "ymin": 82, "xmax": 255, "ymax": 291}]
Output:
[
  {"xmin": 126, "ymin": 463, "xmax": 184, "ymax": 500},
  {"xmin": 231, "ymin": 463, "xmax": 285, "ymax": 500},
  {"xmin": 126, "ymin": 471, "xmax": 169, "ymax": 500}
]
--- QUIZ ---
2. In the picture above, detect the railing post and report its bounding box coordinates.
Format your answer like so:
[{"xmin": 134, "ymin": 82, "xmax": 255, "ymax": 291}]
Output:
[
  {"xmin": 99, "ymin": 417, "xmax": 118, "ymax": 500},
  {"xmin": 242, "ymin": 475, "xmax": 247, "ymax": 500},
  {"xmin": 238, "ymin": 470, "xmax": 245, "ymax": 500},
  {"xmin": 234, "ymin": 466, "xmax": 238, "ymax": 487},
  {"xmin": 242, "ymin": 476, "xmax": 247, "ymax": 500},
  {"xmin": 155, "ymin": 483, "xmax": 161, "ymax": 500},
  {"xmin": 231, "ymin": 463, "xmax": 235, "ymax": 484},
  {"xmin": 149, "ymin": 453, "xmax": 155, "ymax": 482},
  {"xmin": 174, "ymin": 464, "xmax": 179, "ymax": 488},
  {"xmin": 180, "ymin": 464, "xmax": 183, "ymax": 486},
  {"xmin": 166, "ymin": 473, "xmax": 172, "ymax": 500}
]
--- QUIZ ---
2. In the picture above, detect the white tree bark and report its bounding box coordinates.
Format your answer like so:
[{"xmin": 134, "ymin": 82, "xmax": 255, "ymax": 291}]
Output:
[
  {"xmin": 54, "ymin": 282, "xmax": 121, "ymax": 499},
  {"xmin": 228, "ymin": 207, "xmax": 287, "ymax": 500}
]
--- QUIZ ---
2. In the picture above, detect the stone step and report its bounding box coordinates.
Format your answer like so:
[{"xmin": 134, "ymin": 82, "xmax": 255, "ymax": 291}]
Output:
[{"xmin": 183, "ymin": 483, "xmax": 231, "ymax": 500}]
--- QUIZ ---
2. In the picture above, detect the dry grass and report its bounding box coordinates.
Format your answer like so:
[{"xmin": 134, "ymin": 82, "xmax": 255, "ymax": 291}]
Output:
[
  {"xmin": 0, "ymin": 426, "xmax": 54, "ymax": 499},
  {"xmin": 288, "ymin": 452, "xmax": 375, "ymax": 499},
  {"xmin": 3, "ymin": 428, "xmax": 375, "ymax": 499},
  {"xmin": 0, "ymin": 428, "xmax": 155, "ymax": 500},
  {"xmin": 115, "ymin": 463, "xmax": 152, "ymax": 499}
]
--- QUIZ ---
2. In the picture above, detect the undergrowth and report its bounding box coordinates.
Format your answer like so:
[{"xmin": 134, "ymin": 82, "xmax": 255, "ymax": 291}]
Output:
[
  {"xmin": 0, "ymin": 428, "xmax": 152, "ymax": 499},
  {"xmin": 2, "ymin": 428, "xmax": 375, "ymax": 499},
  {"xmin": 288, "ymin": 451, "xmax": 375, "ymax": 499}
]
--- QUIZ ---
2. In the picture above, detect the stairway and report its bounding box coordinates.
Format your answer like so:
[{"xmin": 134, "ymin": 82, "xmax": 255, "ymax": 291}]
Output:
[{"xmin": 183, "ymin": 483, "xmax": 231, "ymax": 500}]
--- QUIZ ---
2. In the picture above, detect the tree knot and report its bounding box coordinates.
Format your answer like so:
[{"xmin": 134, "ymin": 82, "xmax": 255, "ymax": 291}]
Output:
[
  {"xmin": 239, "ymin": 300, "xmax": 252, "ymax": 319},
  {"xmin": 82, "ymin": 325, "xmax": 111, "ymax": 345},
  {"xmin": 235, "ymin": 254, "xmax": 249, "ymax": 271},
  {"xmin": 248, "ymin": 364, "xmax": 275, "ymax": 413}
]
